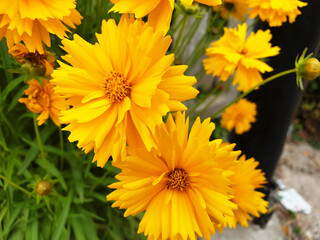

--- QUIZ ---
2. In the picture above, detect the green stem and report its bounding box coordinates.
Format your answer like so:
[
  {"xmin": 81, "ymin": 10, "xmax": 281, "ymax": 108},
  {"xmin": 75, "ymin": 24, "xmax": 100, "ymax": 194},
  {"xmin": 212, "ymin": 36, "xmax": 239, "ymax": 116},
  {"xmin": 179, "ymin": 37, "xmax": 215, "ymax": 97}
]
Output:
[
  {"xmin": 196, "ymin": 80, "xmax": 233, "ymax": 118},
  {"xmin": 173, "ymin": 16, "xmax": 188, "ymax": 54},
  {"xmin": 187, "ymin": 81, "xmax": 223, "ymax": 117},
  {"xmin": 211, "ymin": 69, "xmax": 296, "ymax": 119},
  {"xmin": 0, "ymin": 174, "xmax": 32, "ymax": 196},
  {"xmin": 176, "ymin": 17, "xmax": 202, "ymax": 60},
  {"xmin": 33, "ymin": 113, "xmax": 48, "ymax": 173},
  {"xmin": 59, "ymin": 126, "xmax": 64, "ymax": 169}
]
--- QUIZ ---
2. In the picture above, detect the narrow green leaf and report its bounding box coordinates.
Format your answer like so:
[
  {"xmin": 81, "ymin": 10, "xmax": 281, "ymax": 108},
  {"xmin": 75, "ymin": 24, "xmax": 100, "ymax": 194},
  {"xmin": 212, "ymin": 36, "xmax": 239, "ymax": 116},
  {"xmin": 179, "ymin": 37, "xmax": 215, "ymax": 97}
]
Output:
[
  {"xmin": 52, "ymin": 191, "xmax": 73, "ymax": 240},
  {"xmin": 69, "ymin": 217, "xmax": 86, "ymax": 240},
  {"xmin": 0, "ymin": 75, "xmax": 25, "ymax": 102},
  {"xmin": 26, "ymin": 210, "xmax": 38, "ymax": 240}
]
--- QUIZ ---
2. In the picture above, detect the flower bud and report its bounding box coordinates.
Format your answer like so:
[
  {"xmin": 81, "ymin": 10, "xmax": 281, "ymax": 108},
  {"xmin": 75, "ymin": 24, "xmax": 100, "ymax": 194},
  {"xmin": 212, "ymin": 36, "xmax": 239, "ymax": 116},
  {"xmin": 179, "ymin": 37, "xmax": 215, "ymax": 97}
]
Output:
[
  {"xmin": 302, "ymin": 58, "xmax": 320, "ymax": 80},
  {"xmin": 36, "ymin": 180, "xmax": 52, "ymax": 196}
]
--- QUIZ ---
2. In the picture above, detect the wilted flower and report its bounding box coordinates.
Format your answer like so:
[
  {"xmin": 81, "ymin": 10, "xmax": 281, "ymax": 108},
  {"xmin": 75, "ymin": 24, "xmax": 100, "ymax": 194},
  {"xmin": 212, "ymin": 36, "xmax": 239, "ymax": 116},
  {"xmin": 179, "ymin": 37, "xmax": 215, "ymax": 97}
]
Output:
[
  {"xmin": 9, "ymin": 43, "xmax": 55, "ymax": 76},
  {"xmin": 19, "ymin": 79, "xmax": 66, "ymax": 126}
]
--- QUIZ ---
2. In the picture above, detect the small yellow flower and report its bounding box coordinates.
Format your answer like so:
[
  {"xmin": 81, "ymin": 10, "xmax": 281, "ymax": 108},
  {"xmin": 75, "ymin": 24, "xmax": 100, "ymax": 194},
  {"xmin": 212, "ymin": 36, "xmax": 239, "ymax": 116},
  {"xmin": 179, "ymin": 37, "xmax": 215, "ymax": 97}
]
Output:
[
  {"xmin": 19, "ymin": 79, "xmax": 66, "ymax": 126},
  {"xmin": 221, "ymin": 99, "xmax": 257, "ymax": 134},
  {"xmin": 247, "ymin": 0, "xmax": 307, "ymax": 27},
  {"xmin": 0, "ymin": 0, "xmax": 82, "ymax": 53},
  {"xmin": 9, "ymin": 43, "xmax": 55, "ymax": 77},
  {"xmin": 215, "ymin": 154, "xmax": 268, "ymax": 229},
  {"xmin": 214, "ymin": 0, "xmax": 249, "ymax": 21},
  {"xmin": 52, "ymin": 15, "xmax": 199, "ymax": 167},
  {"xmin": 107, "ymin": 112, "xmax": 239, "ymax": 240},
  {"xmin": 110, "ymin": 0, "xmax": 221, "ymax": 34},
  {"xmin": 203, "ymin": 23, "xmax": 280, "ymax": 92}
]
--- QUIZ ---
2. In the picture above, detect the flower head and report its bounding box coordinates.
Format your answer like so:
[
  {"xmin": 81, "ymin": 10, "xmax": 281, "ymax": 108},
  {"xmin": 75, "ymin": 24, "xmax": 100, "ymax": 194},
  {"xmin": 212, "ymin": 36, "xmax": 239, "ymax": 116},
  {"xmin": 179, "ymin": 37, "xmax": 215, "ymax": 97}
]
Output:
[
  {"xmin": 248, "ymin": 0, "xmax": 308, "ymax": 27},
  {"xmin": 222, "ymin": 155, "xmax": 268, "ymax": 228},
  {"xmin": 0, "ymin": 0, "xmax": 82, "ymax": 53},
  {"xmin": 213, "ymin": 152, "xmax": 268, "ymax": 230},
  {"xmin": 19, "ymin": 79, "xmax": 66, "ymax": 126},
  {"xmin": 203, "ymin": 23, "xmax": 280, "ymax": 92},
  {"xmin": 214, "ymin": 0, "xmax": 249, "ymax": 21},
  {"xmin": 52, "ymin": 15, "xmax": 199, "ymax": 167},
  {"xmin": 221, "ymin": 99, "xmax": 257, "ymax": 134},
  {"xmin": 110, "ymin": 0, "xmax": 221, "ymax": 34},
  {"xmin": 9, "ymin": 43, "xmax": 55, "ymax": 76},
  {"xmin": 107, "ymin": 112, "xmax": 240, "ymax": 240}
]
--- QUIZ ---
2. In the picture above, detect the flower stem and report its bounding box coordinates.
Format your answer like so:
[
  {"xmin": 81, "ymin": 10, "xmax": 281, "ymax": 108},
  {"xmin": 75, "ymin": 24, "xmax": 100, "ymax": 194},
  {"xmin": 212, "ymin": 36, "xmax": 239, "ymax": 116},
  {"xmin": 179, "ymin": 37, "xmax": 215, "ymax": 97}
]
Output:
[
  {"xmin": 195, "ymin": 80, "xmax": 233, "ymax": 118},
  {"xmin": 187, "ymin": 81, "xmax": 223, "ymax": 117},
  {"xmin": 59, "ymin": 126, "xmax": 64, "ymax": 169},
  {"xmin": 173, "ymin": 16, "xmax": 188, "ymax": 54},
  {"xmin": 210, "ymin": 69, "xmax": 296, "ymax": 120},
  {"xmin": 0, "ymin": 174, "xmax": 32, "ymax": 196},
  {"xmin": 33, "ymin": 113, "xmax": 48, "ymax": 173}
]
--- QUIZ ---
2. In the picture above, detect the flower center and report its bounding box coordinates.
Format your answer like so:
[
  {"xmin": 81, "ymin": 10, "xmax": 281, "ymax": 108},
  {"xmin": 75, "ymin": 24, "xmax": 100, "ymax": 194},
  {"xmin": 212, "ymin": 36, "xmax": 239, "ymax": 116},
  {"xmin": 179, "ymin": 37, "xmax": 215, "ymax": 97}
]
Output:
[
  {"xmin": 166, "ymin": 168, "xmax": 190, "ymax": 191},
  {"xmin": 103, "ymin": 72, "xmax": 131, "ymax": 102},
  {"xmin": 224, "ymin": 2, "xmax": 235, "ymax": 12}
]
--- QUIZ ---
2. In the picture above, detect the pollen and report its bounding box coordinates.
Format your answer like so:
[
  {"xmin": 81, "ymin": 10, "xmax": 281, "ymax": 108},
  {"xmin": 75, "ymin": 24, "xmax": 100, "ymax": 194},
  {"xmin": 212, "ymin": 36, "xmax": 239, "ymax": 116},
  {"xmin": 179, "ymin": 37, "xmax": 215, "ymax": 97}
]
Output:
[
  {"xmin": 167, "ymin": 168, "xmax": 190, "ymax": 191},
  {"xmin": 103, "ymin": 72, "xmax": 131, "ymax": 102}
]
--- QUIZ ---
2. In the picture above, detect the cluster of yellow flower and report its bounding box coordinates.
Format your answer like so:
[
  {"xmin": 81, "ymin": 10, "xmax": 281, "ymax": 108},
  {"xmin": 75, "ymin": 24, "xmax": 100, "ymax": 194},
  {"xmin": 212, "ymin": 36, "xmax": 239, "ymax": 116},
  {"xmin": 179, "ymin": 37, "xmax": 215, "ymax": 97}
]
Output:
[{"xmin": 1, "ymin": 0, "xmax": 312, "ymax": 239}]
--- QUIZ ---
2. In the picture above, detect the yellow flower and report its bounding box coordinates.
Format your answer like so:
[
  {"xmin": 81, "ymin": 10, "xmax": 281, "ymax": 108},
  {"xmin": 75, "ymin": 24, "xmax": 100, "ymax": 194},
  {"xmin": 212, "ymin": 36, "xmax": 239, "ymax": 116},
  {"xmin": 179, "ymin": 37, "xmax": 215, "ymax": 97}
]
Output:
[
  {"xmin": 0, "ymin": 0, "xmax": 82, "ymax": 54},
  {"xmin": 51, "ymin": 15, "xmax": 199, "ymax": 167},
  {"xmin": 9, "ymin": 43, "xmax": 55, "ymax": 77},
  {"xmin": 19, "ymin": 79, "xmax": 66, "ymax": 126},
  {"xmin": 107, "ymin": 112, "xmax": 239, "ymax": 240},
  {"xmin": 221, "ymin": 99, "xmax": 257, "ymax": 134},
  {"xmin": 227, "ymin": 155, "xmax": 268, "ymax": 228},
  {"xmin": 214, "ymin": 0, "xmax": 249, "ymax": 21},
  {"xmin": 203, "ymin": 23, "xmax": 280, "ymax": 92},
  {"xmin": 110, "ymin": 0, "xmax": 221, "ymax": 34},
  {"xmin": 248, "ymin": 0, "xmax": 308, "ymax": 27}
]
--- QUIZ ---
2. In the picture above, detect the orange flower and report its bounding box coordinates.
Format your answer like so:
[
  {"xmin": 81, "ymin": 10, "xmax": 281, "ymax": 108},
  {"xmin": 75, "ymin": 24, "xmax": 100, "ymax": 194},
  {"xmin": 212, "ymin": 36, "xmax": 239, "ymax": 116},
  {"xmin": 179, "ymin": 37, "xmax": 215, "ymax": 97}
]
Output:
[
  {"xmin": 9, "ymin": 43, "xmax": 55, "ymax": 76},
  {"xmin": 19, "ymin": 79, "xmax": 66, "ymax": 126}
]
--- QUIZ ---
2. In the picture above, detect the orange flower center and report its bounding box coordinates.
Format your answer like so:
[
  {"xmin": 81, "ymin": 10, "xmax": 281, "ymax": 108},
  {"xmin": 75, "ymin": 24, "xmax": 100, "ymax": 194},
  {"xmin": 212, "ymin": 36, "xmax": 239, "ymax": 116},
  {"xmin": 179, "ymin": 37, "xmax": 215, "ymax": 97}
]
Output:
[
  {"xmin": 167, "ymin": 168, "xmax": 190, "ymax": 191},
  {"xmin": 103, "ymin": 72, "xmax": 131, "ymax": 102}
]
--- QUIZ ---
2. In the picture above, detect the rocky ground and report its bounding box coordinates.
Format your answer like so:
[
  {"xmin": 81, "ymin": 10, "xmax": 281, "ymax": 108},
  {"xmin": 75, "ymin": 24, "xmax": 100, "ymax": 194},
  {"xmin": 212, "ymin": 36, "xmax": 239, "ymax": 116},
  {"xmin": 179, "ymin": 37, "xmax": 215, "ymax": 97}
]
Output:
[{"xmin": 206, "ymin": 140, "xmax": 320, "ymax": 240}]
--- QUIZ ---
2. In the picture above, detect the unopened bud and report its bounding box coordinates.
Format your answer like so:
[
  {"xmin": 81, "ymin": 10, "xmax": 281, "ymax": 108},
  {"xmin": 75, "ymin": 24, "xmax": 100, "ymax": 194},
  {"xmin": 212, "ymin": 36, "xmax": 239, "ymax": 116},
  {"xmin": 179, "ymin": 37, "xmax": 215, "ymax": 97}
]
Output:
[
  {"xmin": 302, "ymin": 58, "xmax": 320, "ymax": 80},
  {"xmin": 36, "ymin": 180, "xmax": 52, "ymax": 196}
]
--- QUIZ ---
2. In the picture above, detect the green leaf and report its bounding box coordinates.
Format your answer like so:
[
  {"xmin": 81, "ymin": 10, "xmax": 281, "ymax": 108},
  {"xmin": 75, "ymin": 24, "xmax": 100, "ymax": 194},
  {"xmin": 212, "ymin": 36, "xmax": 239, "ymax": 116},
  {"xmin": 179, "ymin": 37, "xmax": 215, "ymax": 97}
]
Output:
[
  {"xmin": 26, "ymin": 210, "xmax": 38, "ymax": 240},
  {"xmin": 0, "ymin": 129, "xmax": 8, "ymax": 151},
  {"xmin": 0, "ymin": 75, "xmax": 25, "ymax": 102},
  {"xmin": 52, "ymin": 191, "xmax": 73, "ymax": 240}
]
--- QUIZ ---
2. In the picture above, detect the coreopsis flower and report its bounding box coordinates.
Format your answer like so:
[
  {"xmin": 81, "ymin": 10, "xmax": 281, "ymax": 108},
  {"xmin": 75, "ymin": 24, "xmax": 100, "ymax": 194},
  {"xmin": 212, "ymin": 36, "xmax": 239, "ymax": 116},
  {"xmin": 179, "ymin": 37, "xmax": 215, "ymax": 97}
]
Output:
[
  {"xmin": 247, "ymin": 0, "xmax": 308, "ymax": 27},
  {"xmin": 0, "ymin": 0, "xmax": 82, "ymax": 54},
  {"xmin": 19, "ymin": 79, "xmax": 66, "ymax": 126},
  {"xmin": 107, "ymin": 112, "xmax": 240, "ymax": 240},
  {"xmin": 214, "ymin": 0, "xmax": 249, "ymax": 21},
  {"xmin": 109, "ymin": 0, "xmax": 221, "ymax": 34},
  {"xmin": 52, "ymin": 15, "xmax": 199, "ymax": 167},
  {"xmin": 222, "ymin": 155, "xmax": 268, "ymax": 228},
  {"xmin": 9, "ymin": 43, "xmax": 55, "ymax": 76},
  {"xmin": 221, "ymin": 99, "xmax": 257, "ymax": 134},
  {"xmin": 203, "ymin": 23, "xmax": 280, "ymax": 92}
]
